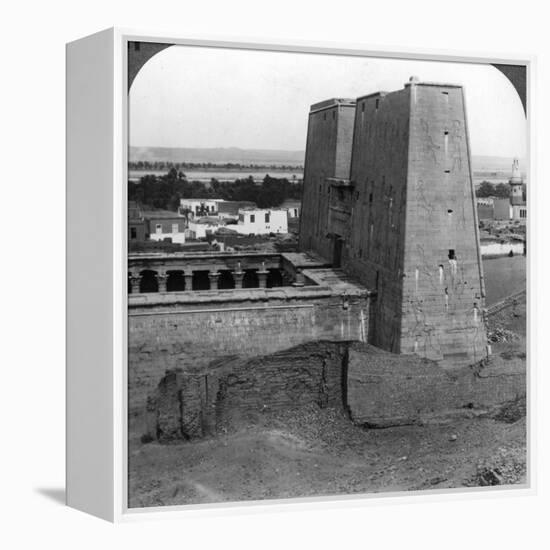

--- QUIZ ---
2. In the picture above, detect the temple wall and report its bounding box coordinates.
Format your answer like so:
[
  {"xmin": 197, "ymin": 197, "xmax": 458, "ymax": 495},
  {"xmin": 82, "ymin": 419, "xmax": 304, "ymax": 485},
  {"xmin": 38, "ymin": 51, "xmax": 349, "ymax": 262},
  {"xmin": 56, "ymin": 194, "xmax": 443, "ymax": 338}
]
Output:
[{"xmin": 129, "ymin": 291, "xmax": 369, "ymax": 418}]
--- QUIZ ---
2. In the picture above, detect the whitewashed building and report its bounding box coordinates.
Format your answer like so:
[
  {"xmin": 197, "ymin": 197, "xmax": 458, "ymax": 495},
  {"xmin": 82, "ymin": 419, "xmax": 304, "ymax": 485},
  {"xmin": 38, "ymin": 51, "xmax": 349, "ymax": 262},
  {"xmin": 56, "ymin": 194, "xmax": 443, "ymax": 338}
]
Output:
[
  {"xmin": 179, "ymin": 198, "xmax": 224, "ymax": 218},
  {"xmin": 280, "ymin": 199, "xmax": 301, "ymax": 219},
  {"xmin": 493, "ymin": 197, "xmax": 512, "ymax": 220},
  {"xmin": 147, "ymin": 215, "xmax": 187, "ymax": 244},
  {"xmin": 480, "ymin": 237, "xmax": 525, "ymax": 257},
  {"xmin": 187, "ymin": 217, "xmax": 224, "ymax": 239},
  {"xmin": 234, "ymin": 208, "xmax": 288, "ymax": 235}
]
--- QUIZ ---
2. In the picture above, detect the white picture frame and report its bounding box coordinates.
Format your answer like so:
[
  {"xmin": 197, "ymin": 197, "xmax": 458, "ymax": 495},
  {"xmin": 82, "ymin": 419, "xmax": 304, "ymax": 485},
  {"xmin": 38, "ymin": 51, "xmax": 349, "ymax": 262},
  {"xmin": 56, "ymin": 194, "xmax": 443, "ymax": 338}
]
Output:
[{"xmin": 66, "ymin": 27, "xmax": 535, "ymax": 522}]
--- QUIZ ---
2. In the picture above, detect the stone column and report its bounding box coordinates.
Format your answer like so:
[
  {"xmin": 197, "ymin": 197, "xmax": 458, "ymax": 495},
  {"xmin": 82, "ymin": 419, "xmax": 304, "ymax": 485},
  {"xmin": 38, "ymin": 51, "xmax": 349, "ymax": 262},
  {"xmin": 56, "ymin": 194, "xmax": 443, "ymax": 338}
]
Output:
[
  {"xmin": 257, "ymin": 270, "xmax": 269, "ymax": 288},
  {"xmin": 281, "ymin": 273, "xmax": 291, "ymax": 286},
  {"xmin": 129, "ymin": 273, "xmax": 141, "ymax": 294},
  {"xmin": 157, "ymin": 271, "xmax": 168, "ymax": 292},
  {"xmin": 233, "ymin": 271, "xmax": 244, "ymax": 289},
  {"xmin": 292, "ymin": 268, "xmax": 305, "ymax": 287},
  {"xmin": 208, "ymin": 271, "xmax": 220, "ymax": 290},
  {"xmin": 257, "ymin": 261, "xmax": 268, "ymax": 288},
  {"xmin": 184, "ymin": 272, "xmax": 194, "ymax": 291}
]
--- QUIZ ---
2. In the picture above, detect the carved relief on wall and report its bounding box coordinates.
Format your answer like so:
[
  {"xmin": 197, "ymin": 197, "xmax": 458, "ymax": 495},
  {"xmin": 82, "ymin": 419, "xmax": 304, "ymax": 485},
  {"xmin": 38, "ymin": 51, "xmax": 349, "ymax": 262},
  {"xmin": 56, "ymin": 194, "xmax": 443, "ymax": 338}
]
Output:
[{"xmin": 419, "ymin": 119, "xmax": 440, "ymax": 164}]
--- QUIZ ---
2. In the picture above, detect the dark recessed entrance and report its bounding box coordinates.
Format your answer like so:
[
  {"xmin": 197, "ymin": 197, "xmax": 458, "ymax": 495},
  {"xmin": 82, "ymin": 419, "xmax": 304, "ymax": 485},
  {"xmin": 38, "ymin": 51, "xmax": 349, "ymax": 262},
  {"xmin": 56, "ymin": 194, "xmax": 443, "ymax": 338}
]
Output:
[
  {"xmin": 218, "ymin": 270, "xmax": 235, "ymax": 289},
  {"xmin": 243, "ymin": 269, "xmax": 259, "ymax": 288},
  {"xmin": 139, "ymin": 270, "xmax": 158, "ymax": 293},
  {"xmin": 192, "ymin": 271, "xmax": 211, "ymax": 291},
  {"xmin": 167, "ymin": 270, "xmax": 186, "ymax": 291},
  {"xmin": 332, "ymin": 237, "xmax": 343, "ymax": 268}
]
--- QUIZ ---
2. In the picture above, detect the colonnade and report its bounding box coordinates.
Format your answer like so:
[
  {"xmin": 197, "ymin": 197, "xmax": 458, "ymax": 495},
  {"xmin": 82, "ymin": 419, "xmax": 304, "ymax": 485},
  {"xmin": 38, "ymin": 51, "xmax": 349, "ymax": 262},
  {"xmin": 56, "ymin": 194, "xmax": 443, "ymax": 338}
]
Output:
[{"xmin": 128, "ymin": 267, "xmax": 285, "ymax": 294}]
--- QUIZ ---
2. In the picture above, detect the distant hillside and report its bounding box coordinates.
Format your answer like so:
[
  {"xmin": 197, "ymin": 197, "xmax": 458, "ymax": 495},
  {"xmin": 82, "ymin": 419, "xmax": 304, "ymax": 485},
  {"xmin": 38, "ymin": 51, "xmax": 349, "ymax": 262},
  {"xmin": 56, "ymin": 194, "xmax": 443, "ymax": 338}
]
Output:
[
  {"xmin": 129, "ymin": 147, "xmax": 523, "ymax": 173},
  {"xmin": 472, "ymin": 155, "xmax": 526, "ymax": 172},
  {"xmin": 129, "ymin": 147, "xmax": 305, "ymax": 166}
]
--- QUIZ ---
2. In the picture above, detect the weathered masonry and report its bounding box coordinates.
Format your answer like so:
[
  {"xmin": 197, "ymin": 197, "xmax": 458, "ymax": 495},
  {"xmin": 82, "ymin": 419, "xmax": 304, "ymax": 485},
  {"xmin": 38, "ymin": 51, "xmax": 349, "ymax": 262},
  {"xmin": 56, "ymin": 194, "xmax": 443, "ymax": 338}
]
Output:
[
  {"xmin": 128, "ymin": 252, "xmax": 371, "ymax": 417},
  {"xmin": 299, "ymin": 79, "xmax": 488, "ymax": 366},
  {"xmin": 299, "ymin": 98, "xmax": 356, "ymax": 263},
  {"xmin": 128, "ymin": 251, "xmax": 301, "ymax": 293},
  {"xmin": 145, "ymin": 341, "xmax": 525, "ymax": 442}
]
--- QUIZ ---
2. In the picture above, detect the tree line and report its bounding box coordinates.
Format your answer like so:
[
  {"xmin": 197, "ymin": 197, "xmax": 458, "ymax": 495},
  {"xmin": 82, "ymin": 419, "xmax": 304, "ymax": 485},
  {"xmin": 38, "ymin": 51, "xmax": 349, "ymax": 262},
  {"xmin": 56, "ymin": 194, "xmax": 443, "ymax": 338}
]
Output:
[
  {"xmin": 129, "ymin": 161, "xmax": 304, "ymax": 172},
  {"xmin": 476, "ymin": 181, "xmax": 518, "ymax": 199},
  {"xmin": 128, "ymin": 168, "xmax": 303, "ymax": 211}
]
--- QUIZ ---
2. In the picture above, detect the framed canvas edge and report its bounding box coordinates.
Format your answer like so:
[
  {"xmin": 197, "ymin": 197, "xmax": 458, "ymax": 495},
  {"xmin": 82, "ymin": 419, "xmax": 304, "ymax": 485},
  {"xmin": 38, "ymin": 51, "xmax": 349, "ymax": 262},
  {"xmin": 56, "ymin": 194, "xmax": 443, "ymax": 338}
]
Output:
[
  {"xmin": 113, "ymin": 27, "xmax": 127, "ymax": 523},
  {"xmin": 111, "ymin": 27, "xmax": 536, "ymax": 522}
]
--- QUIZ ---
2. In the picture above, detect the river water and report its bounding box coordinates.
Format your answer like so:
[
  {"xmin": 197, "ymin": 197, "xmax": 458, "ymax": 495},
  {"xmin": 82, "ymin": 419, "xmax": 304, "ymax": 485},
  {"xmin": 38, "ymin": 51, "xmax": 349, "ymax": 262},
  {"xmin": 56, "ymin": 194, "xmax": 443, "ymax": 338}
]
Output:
[{"xmin": 483, "ymin": 255, "xmax": 526, "ymax": 306}]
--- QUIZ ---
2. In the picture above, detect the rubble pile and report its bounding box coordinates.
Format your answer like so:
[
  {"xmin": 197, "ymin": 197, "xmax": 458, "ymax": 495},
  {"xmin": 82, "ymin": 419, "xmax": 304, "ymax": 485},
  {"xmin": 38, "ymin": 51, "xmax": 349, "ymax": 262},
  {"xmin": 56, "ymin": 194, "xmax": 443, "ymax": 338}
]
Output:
[
  {"xmin": 492, "ymin": 396, "xmax": 526, "ymax": 424},
  {"xmin": 469, "ymin": 446, "xmax": 526, "ymax": 487},
  {"xmin": 487, "ymin": 326, "xmax": 519, "ymax": 343}
]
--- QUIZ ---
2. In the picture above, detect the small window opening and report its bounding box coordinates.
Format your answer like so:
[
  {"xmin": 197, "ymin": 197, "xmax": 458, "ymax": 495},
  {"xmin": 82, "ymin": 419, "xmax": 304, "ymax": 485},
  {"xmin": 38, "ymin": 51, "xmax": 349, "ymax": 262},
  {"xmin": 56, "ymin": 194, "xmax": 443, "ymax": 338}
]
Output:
[
  {"xmin": 332, "ymin": 111, "xmax": 335, "ymax": 120},
  {"xmin": 444, "ymin": 130, "xmax": 449, "ymax": 136},
  {"xmin": 442, "ymin": 91, "xmax": 449, "ymax": 95},
  {"xmin": 447, "ymin": 209, "xmax": 453, "ymax": 214},
  {"xmin": 448, "ymin": 249, "xmax": 456, "ymax": 260},
  {"xmin": 323, "ymin": 112, "xmax": 326, "ymax": 121},
  {"xmin": 444, "ymin": 169, "xmax": 451, "ymax": 174},
  {"xmin": 375, "ymin": 98, "xmax": 380, "ymax": 109},
  {"xmin": 361, "ymin": 103, "xmax": 365, "ymax": 112},
  {"xmin": 369, "ymin": 193, "xmax": 373, "ymax": 203}
]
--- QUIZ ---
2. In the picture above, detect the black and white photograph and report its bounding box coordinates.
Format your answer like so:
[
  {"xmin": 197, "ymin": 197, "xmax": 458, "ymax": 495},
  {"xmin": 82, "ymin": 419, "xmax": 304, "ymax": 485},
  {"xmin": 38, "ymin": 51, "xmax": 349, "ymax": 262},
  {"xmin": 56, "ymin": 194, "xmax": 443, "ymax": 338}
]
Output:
[
  {"xmin": 127, "ymin": 43, "xmax": 527, "ymax": 508},
  {"xmin": 6, "ymin": 0, "xmax": 550, "ymax": 546}
]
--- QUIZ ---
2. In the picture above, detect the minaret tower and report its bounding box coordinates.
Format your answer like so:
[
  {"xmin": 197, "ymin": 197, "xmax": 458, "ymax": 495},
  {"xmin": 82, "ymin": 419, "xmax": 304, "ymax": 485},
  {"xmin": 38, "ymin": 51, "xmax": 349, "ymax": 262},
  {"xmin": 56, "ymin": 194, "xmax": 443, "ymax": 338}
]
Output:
[{"xmin": 509, "ymin": 158, "xmax": 524, "ymax": 206}]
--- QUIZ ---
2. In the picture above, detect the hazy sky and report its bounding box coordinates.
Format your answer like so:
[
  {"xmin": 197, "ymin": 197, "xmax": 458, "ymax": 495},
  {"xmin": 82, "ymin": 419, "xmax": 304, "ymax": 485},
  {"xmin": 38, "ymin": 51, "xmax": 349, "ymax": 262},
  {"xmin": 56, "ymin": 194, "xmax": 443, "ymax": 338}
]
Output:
[{"xmin": 129, "ymin": 45, "xmax": 526, "ymax": 158}]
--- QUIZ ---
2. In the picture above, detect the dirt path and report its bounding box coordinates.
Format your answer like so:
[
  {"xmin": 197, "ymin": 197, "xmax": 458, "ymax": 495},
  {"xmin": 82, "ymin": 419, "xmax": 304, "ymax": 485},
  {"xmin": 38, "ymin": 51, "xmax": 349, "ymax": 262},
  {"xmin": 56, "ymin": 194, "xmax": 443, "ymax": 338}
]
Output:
[{"xmin": 128, "ymin": 407, "xmax": 526, "ymax": 508}]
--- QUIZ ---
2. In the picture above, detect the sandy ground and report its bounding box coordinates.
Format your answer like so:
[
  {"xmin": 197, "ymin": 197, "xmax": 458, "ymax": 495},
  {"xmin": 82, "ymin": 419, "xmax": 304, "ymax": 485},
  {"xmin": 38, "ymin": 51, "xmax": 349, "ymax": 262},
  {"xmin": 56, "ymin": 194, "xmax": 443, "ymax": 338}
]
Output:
[
  {"xmin": 128, "ymin": 299, "xmax": 527, "ymax": 509},
  {"xmin": 129, "ymin": 407, "xmax": 525, "ymax": 508}
]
